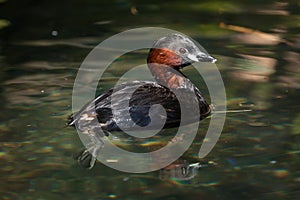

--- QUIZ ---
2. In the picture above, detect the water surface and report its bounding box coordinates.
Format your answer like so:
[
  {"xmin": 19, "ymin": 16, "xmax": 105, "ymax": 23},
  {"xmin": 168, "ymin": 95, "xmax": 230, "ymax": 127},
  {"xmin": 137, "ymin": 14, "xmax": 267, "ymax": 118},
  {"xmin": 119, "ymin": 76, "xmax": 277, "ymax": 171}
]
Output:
[{"xmin": 0, "ymin": 0, "xmax": 300, "ymax": 199}]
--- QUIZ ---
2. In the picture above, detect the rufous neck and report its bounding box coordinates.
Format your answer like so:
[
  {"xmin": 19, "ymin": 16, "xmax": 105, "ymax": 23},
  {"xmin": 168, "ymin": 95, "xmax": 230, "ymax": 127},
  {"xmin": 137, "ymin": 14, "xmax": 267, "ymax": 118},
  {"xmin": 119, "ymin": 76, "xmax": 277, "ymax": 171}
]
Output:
[
  {"xmin": 147, "ymin": 63, "xmax": 186, "ymax": 89},
  {"xmin": 147, "ymin": 48, "xmax": 190, "ymax": 89}
]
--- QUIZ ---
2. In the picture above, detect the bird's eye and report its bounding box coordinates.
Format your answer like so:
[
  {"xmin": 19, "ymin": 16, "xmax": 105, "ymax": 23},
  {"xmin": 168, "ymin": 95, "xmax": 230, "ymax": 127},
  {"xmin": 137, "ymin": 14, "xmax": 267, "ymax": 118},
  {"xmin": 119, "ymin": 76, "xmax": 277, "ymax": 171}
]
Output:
[
  {"xmin": 179, "ymin": 48, "xmax": 187, "ymax": 54},
  {"xmin": 159, "ymin": 52, "xmax": 166, "ymax": 57}
]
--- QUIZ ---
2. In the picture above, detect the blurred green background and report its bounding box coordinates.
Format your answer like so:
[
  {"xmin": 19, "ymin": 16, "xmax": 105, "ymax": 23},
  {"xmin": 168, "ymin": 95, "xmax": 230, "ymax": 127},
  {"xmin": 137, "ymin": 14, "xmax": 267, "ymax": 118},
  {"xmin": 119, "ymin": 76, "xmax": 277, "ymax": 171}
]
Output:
[{"xmin": 0, "ymin": 0, "xmax": 300, "ymax": 199}]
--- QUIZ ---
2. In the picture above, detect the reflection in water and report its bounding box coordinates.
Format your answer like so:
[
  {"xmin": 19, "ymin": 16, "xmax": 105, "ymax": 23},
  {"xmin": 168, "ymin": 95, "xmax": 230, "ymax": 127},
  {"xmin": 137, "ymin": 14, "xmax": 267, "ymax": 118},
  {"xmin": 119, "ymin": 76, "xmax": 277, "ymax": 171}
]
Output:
[
  {"xmin": 0, "ymin": 0, "xmax": 300, "ymax": 199},
  {"xmin": 159, "ymin": 160, "xmax": 217, "ymax": 181},
  {"xmin": 229, "ymin": 54, "xmax": 276, "ymax": 82},
  {"xmin": 220, "ymin": 22, "xmax": 285, "ymax": 45},
  {"xmin": 255, "ymin": 2, "xmax": 289, "ymax": 16},
  {"xmin": 15, "ymin": 37, "xmax": 100, "ymax": 49}
]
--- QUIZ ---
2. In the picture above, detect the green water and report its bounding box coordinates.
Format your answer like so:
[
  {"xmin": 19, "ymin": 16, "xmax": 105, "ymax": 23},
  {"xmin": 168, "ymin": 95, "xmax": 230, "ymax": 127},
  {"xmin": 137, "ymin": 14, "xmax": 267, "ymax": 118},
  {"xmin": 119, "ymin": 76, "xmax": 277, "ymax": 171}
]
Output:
[{"xmin": 1, "ymin": 0, "xmax": 300, "ymax": 199}]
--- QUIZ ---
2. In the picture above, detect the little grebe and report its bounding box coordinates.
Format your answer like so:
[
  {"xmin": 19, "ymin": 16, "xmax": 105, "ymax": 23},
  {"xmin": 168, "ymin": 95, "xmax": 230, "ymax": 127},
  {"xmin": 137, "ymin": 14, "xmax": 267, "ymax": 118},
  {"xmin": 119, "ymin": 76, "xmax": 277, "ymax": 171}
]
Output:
[{"xmin": 69, "ymin": 33, "xmax": 216, "ymax": 168}]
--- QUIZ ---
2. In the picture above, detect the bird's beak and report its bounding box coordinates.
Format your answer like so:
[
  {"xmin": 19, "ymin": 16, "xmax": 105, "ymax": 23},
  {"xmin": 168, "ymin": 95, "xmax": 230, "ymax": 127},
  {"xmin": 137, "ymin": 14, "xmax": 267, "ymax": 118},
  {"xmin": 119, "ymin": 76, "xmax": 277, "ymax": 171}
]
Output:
[{"xmin": 187, "ymin": 53, "xmax": 217, "ymax": 63}]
